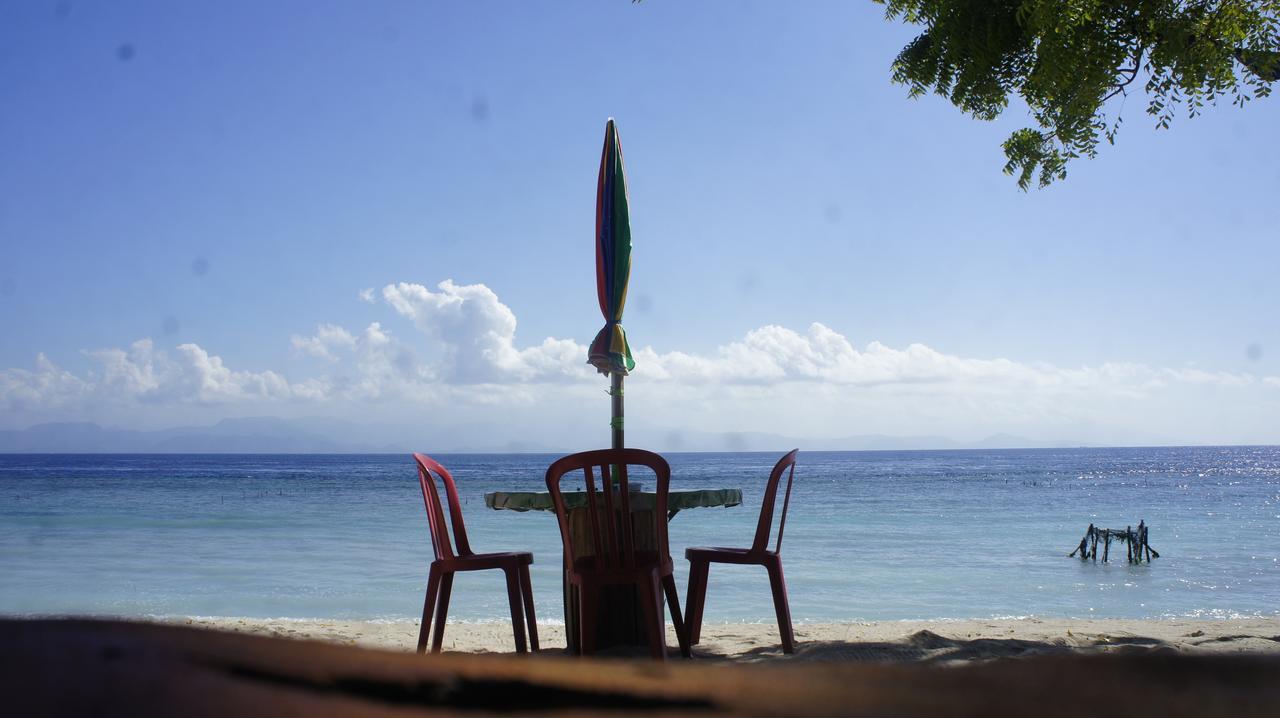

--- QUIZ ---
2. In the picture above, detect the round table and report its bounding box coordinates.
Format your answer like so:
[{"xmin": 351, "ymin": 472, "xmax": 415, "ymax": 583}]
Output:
[
  {"xmin": 485, "ymin": 488, "xmax": 742, "ymax": 651},
  {"xmin": 485, "ymin": 488, "xmax": 742, "ymax": 517}
]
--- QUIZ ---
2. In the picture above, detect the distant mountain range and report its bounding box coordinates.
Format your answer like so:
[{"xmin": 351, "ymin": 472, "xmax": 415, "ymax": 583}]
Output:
[{"xmin": 0, "ymin": 418, "xmax": 1085, "ymax": 454}]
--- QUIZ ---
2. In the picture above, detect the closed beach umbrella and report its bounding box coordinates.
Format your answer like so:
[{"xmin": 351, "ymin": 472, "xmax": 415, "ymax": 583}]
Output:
[{"xmin": 587, "ymin": 118, "xmax": 636, "ymax": 449}]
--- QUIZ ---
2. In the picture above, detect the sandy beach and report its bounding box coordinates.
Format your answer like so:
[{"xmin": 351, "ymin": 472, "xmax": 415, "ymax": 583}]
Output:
[{"xmin": 164, "ymin": 616, "xmax": 1280, "ymax": 662}]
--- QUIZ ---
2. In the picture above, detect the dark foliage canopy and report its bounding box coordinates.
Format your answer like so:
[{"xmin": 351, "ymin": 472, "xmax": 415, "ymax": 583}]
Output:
[{"xmin": 880, "ymin": 1, "xmax": 1279, "ymax": 189}]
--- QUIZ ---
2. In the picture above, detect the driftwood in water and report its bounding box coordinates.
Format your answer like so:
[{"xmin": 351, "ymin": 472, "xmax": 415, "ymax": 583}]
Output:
[{"xmin": 1069, "ymin": 520, "xmax": 1160, "ymax": 563}]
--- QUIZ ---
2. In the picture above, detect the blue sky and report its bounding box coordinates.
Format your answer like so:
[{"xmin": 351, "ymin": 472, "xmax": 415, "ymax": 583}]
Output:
[{"xmin": 2, "ymin": 1, "xmax": 1278, "ymax": 447}]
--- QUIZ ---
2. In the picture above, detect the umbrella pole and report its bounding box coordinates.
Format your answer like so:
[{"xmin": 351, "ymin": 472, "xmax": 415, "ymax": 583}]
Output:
[{"xmin": 610, "ymin": 372, "xmax": 624, "ymax": 450}]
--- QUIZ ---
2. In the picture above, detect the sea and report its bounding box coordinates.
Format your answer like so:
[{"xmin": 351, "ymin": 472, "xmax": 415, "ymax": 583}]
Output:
[{"xmin": 2, "ymin": 447, "xmax": 1278, "ymax": 624}]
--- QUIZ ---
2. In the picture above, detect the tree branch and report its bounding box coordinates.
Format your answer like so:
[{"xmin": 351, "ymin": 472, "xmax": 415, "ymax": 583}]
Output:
[{"xmin": 1101, "ymin": 44, "xmax": 1145, "ymax": 103}]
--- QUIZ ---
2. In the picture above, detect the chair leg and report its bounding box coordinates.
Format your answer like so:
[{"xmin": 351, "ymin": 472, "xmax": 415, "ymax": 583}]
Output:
[
  {"xmin": 662, "ymin": 574, "xmax": 691, "ymax": 658},
  {"xmin": 504, "ymin": 567, "xmax": 529, "ymax": 654},
  {"xmin": 765, "ymin": 558, "xmax": 795, "ymax": 654},
  {"xmin": 579, "ymin": 584, "xmax": 598, "ymax": 656},
  {"xmin": 518, "ymin": 564, "xmax": 539, "ymax": 652},
  {"xmin": 417, "ymin": 566, "xmax": 442, "ymax": 653},
  {"xmin": 563, "ymin": 567, "xmax": 578, "ymax": 654},
  {"xmin": 638, "ymin": 575, "xmax": 666, "ymax": 661},
  {"xmin": 685, "ymin": 559, "xmax": 710, "ymax": 645},
  {"xmin": 430, "ymin": 572, "xmax": 454, "ymax": 653}
]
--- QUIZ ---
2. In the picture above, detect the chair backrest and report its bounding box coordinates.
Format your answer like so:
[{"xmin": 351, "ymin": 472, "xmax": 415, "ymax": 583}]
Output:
[
  {"xmin": 750, "ymin": 449, "xmax": 799, "ymax": 556},
  {"xmin": 413, "ymin": 453, "xmax": 473, "ymax": 561},
  {"xmin": 545, "ymin": 448, "xmax": 671, "ymax": 571}
]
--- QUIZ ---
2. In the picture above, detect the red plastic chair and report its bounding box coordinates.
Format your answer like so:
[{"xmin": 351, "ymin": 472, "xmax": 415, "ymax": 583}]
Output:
[
  {"xmin": 413, "ymin": 453, "xmax": 538, "ymax": 654},
  {"xmin": 684, "ymin": 449, "xmax": 799, "ymax": 653},
  {"xmin": 545, "ymin": 448, "xmax": 690, "ymax": 660}
]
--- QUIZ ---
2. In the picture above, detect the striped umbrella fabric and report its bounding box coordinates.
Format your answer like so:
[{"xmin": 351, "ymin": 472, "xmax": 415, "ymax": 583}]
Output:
[
  {"xmin": 587, "ymin": 118, "xmax": 635, "ymax": 448},
  {"xmin": 588, "ymin": 118, "xmax": 635, "ymax": 377}
]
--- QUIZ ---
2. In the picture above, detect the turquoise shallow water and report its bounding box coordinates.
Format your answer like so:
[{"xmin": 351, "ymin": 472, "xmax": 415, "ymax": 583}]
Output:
[{"xmin": 1, "ymin": 448, "xmax": 1278, "ymax": 622}]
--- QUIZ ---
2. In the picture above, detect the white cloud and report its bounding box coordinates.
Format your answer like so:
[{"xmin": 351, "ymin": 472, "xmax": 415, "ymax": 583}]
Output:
[
  {"xmin": 1162, "ymin": 368, "xmax": 1255, "ymax": 388},
  {"xmin": 0, "ymin": 353, "xmax": 89, "ymax": 410},
  {"xmin": 0, "ymin": 340, "xmax": 319, "ymax": 412},
  {"xmin": 291, "ymin": 324, "xmax": 357, "ymax": 361},
  {"xmin": 85, "ymin": 339, "xmax": 165, "ymax": 399},
  {"xmin": 381, "ymin": 280, "xmax": 590, "ymax": 383},
  {"xmin": 282, "ymin": 321, "xmax": 437, "ymax": 402},
  {"xmin": 340, "ymin": 321, "xmax": 435, "ymax": 401},
  {"xmin": 636, "ymin": 322, "xmax": 1265, "ymax": 398},
  {"xmin": 172, "ymin": 343, "xmax": 296, "ymax": 402},
  {"xmin": 358, "ymin": 288, "xmax": 375, "ymax": 303},
  {"xmin": 3, "ymin": 278, "xmax": 1278, "ymax": 445}
]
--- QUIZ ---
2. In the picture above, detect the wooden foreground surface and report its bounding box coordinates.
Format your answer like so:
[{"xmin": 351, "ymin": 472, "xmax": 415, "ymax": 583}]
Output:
[{"xmin": 3, "ymin": 619, "xmax": 1279, "ymax": 717}]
